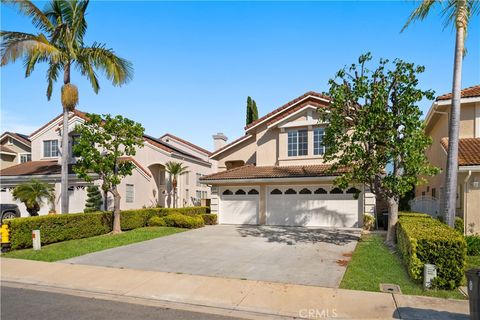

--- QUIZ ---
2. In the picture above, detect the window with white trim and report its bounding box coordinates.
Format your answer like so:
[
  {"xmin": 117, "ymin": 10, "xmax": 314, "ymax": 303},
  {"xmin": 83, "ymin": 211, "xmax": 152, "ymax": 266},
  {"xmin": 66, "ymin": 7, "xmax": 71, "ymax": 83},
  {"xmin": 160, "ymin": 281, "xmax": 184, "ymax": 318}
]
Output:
[
  {"xmin": 287, "ymin": 129, "xmax": 308, "ymax": 157},
  {"xmin": 126, "ymin": 184, "xmax": 134, "ymax": 203},
  {"xmin": 43, "ymin": 140, "xmax": 59, "ymax": 157},
  {"xmin": 313, "ymin": 127, "xmax": 325, "ymax": 155},
  {"xmin": 20, "ymin": 153, "xmax": 32, "ymax": 163},
  {"xmin": 196, "ymin": 190, "xmax": 202, "ymax": 199}
]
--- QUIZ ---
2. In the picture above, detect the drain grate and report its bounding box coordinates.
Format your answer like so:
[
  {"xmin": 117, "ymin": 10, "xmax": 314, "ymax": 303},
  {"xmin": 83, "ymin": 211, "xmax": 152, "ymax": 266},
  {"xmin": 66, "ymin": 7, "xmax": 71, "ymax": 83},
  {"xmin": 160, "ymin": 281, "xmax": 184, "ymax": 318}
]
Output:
[{"xmin": 379, "ymin": 283, "xmax": 402, "ymax": 294}]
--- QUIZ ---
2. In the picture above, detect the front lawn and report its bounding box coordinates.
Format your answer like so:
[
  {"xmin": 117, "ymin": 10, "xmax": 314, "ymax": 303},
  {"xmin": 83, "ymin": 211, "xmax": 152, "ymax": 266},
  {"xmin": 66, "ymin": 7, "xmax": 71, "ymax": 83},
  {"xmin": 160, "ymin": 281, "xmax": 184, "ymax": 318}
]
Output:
[
  {"xmin": 2, "ymin": 227, "xmax": 185, "ymax": 262},
  {"xmin": 340, "ymin": 233, "xmax": 465, "ymax": 300}
]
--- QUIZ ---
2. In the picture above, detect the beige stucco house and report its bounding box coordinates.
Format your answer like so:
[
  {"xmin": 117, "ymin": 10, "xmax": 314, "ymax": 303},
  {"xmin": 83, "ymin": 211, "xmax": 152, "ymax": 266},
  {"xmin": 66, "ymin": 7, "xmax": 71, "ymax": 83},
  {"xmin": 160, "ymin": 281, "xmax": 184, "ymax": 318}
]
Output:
[
  {"xmin": 201, "ymin": 92, "xmax": 376, "ymax": 228},
  {"xmin": 415, "ymin": 85, "xmax": 480, "ymax": 234},
  {"xmin": 0, "ymin": 110, "xmax": 215, "ymax": 216},
  {"xmin": 0, "ymin": 132, "xmax": 31, "ymax": 169}
]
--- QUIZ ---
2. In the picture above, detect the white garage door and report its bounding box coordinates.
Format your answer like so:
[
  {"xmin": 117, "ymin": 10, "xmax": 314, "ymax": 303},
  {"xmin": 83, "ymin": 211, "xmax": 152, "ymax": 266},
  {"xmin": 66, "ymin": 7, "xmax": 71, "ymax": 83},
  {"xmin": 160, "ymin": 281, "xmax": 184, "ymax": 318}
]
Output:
[
  {"xmin": 219, "ymin": 187, "xmax": 259, "ymax": 225},
  {"xmin": 266, "ymin": 186, "xmax": 360, "ymax": 227}
]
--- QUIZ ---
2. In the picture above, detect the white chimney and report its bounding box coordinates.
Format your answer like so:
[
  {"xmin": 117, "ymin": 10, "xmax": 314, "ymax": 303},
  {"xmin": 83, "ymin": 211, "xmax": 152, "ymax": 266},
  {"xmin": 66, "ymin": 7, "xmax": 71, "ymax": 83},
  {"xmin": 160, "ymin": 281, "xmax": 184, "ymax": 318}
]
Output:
[{"xmin": 212, "ymin": 132, "xmax": 228, "ymax": 151}]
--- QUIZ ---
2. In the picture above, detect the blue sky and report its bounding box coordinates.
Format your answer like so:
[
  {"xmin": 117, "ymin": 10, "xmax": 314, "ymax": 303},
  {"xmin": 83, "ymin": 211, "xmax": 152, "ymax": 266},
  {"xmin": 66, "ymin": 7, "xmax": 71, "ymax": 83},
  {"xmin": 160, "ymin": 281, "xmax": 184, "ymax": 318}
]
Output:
[{"xmin": 1, "ymin": 1, "xmax": 479, "ymax": 151}]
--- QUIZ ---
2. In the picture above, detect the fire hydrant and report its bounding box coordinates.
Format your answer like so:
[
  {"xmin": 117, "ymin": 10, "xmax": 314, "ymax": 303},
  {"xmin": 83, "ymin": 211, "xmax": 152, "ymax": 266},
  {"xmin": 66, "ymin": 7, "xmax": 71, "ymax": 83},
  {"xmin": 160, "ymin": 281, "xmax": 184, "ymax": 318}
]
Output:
[{"xmin": 1, "ymin": 224, "xmax": 11, "ymax": 253}]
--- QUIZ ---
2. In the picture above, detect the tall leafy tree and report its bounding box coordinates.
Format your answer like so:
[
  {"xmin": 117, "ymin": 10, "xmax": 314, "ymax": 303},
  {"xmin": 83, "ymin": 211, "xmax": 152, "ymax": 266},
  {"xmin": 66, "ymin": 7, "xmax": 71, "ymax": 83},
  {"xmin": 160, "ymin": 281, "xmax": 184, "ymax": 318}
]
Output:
[
  {"xmin": 402, "ymin": 0, "xmax": 479, "ymax": 227},
  {"xmin": 164, "ymin": 161, "xmax": 189, "ymax": 208},
  {"xmin": 1, "ymin": 0, "xmax": 133, "ymax": 214},
  {"xmin": 246, "ymin": 96, "xmax": 253, "ymax": 125},
  {"xmin": 73, "ymin": 113, "xmax": 145, "ymax": 233},
  {"xmin": 318, "ymin": 53, "xmax": 439, "ymax": 244},
  {"xmin": 251, "ymin": 99, "xmax": 259, "ymax": 122},
  {"xmin": 12, "ymin": 179, "xmax": 55, "ymax": 216}
]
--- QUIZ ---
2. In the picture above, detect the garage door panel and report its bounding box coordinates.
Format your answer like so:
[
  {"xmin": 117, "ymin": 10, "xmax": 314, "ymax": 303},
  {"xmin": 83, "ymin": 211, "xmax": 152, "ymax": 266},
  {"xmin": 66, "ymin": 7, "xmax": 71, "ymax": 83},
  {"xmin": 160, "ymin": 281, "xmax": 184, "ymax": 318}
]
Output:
[{"xmin": 219, "ymin": 187, "xmax": 259, "ymax": 225}]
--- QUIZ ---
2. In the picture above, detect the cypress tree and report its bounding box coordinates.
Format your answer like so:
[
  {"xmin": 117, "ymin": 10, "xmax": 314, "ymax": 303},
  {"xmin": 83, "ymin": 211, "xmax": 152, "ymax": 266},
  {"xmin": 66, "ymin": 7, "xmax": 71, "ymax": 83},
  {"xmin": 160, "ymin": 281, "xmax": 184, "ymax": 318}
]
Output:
[
  {"xmin": 84, "ymin": 185, "xmax": 103, "ymax": 213},
  {"xmin": 246, "ymin": 96, "xmax": 253, "ymax": 125},
  {"xmin": 252, "ymin": 99, "xmax": 258, "ymax": 121}
]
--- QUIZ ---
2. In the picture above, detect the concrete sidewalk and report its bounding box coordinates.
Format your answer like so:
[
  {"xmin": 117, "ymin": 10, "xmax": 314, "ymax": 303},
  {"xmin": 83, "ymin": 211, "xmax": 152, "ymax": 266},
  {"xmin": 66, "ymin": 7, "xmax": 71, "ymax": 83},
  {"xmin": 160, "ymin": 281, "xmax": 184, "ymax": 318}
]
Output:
[{"xmin": 0, "ymin": 258, "xmax": 469, "ymax": 320}]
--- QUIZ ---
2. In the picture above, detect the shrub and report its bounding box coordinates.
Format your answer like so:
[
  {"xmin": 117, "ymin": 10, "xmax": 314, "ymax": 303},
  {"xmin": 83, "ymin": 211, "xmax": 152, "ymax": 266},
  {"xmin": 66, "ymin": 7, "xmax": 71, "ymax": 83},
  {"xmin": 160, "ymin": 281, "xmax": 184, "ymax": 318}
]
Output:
[
  {"xmin": 363, "ymin": 214, "xmax": 375, "ymax": 231},
  {"xmin": 163, "ymin": 213, "xmax": 204, "ymax": 229},
  {"xmin": 396, "ymin": 214, "xmax": 467, "ymax": 290},
  {"xmin": 147, "ymin": 216, "xmax": 166, "ymax": 227},
  {"xmin": 398, "ymin": 212, "xmax": 430, "ymax": 218},
  {"xmin": 84, "ymin": 185, "xmax": 102, "ymax": 213},
  {"xmin": 454, "ymin": 217, "xmax": 464, "ymax": 234},
  {"xmin": 201, "ymin": 214, "xmax": 217, "ymax": 225},
  {"xmin": 466, "ymin": 235, "xmax": 480, "ymax": 256},
  {"xmin": 172, "ymin": 207, "xmax": 209, "ymax": 216}
]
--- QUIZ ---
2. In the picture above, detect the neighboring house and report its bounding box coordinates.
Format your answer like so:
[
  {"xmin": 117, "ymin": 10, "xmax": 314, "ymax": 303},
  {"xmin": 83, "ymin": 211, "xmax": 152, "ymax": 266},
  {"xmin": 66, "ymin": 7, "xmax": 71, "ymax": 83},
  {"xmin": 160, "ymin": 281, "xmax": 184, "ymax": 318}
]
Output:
[
  {"xmin": 200, "ymin": 91, "xmax": 376, "ymax": 228},
  {"xmin": 0, "ymin": 110, "xmax": 214, "ymax": 216},
  {"xmin": 0, "ymin": 132, "xmax": 31, "ymax": 169},
  {"xmin": 415, "ymin": 84, "xmax": 480, "ymax": 234}
]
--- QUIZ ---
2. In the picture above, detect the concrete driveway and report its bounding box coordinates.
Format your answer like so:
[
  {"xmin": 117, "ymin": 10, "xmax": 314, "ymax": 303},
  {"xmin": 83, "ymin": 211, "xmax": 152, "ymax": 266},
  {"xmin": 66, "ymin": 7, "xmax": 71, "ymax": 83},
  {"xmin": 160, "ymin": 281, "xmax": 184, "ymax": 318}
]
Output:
[{"xmin": 64, "ymin": 225, "xmax": 360, "ymax": 287}]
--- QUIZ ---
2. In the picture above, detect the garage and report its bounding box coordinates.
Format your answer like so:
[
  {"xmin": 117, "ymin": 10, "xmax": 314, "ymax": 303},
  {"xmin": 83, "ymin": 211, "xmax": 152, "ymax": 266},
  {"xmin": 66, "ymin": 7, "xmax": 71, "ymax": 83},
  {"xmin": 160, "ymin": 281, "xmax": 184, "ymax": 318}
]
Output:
[
  {"xmin": 218, "ymin": 186, "xmax": 259, "ymax": 225},
  {"xmin": 266, "ymin": 185, "xmax": 360, "ymax": 227}
]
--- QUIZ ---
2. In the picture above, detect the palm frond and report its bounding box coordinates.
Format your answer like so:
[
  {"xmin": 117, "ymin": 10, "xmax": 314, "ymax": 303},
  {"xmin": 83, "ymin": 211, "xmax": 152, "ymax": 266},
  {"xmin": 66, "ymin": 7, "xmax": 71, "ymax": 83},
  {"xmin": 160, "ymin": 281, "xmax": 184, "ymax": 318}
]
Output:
[
  {"xmin": 46, "ymin": 62, "xmax": 61, "ymax": 100},
  {"xmin": 1, "ymin": 31, "xmax": 60, "ymax": 66},
  {"xmin": 2, "ymin": 0, "xmax": 54, "ymax": 32},
  {"xmin": 75, "ymin": 58, "xmax": 100, "ymax": 93},
  {"xmin": 401, "ymin": 0, "xmax": 438, "ymax": 32}
]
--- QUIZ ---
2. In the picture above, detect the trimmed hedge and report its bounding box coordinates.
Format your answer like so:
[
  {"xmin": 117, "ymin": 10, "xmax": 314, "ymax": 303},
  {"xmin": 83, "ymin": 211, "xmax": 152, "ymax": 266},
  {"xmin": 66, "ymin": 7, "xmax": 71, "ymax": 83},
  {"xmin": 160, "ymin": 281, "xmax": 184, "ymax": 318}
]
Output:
[
  {"xmin": 466, "ymin": 235, "xmax": 480, "ymax": 256},
  {"xmin": 454, "ymin": 217, "xmax": 464, "ymax": 234},
  {"xmin": 4, "ymin": 206, "xmax": 209, "ymax": 249},
  {"xmin": 163, "ymin": 213, "xmax": 204, "ymax": 229},
  {"xmin": 147, "ymin": 216, "xmax": 166, "ymax": 227},
  {"xmin": 201, "ymin": 214, "xmax": 217, "ymax": 225},
  {"xmin": 396, "ymin": 213, "xmax": 467, "ymax": 290},
  {"xmin": 398, "ymin": 212, "xmax": 430, "ymax": 218}
]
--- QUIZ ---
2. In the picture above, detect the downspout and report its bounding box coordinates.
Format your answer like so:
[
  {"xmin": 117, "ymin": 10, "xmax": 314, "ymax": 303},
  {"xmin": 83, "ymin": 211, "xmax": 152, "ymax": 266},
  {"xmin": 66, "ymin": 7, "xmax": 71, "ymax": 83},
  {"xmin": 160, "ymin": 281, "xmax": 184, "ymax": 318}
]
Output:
[{"xmin": 463, "ymin": 170, "xmax": 472, "ymax": 234}]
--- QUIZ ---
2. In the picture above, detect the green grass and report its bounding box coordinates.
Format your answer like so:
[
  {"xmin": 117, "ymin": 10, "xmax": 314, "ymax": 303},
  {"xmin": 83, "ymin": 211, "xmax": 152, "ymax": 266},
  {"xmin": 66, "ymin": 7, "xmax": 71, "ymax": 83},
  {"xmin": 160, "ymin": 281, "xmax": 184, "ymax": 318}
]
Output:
[
  {"xmin": 467, "ymin": 255, "xmax": 480, "ymax": 270},
  {"xmin": 2, "ymin": 227, "xmax": 185, "ymax": 262},
  {"xmin": 340, "ymin": 233, "xmax": 465, "ymax": 300}
]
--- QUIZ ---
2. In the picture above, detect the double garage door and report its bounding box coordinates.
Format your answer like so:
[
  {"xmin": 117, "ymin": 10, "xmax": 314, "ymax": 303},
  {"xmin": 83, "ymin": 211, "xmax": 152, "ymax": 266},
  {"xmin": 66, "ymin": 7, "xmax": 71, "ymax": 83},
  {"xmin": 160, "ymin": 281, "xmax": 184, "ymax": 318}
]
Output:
[{"xmin": 219, "ymin": 185, "xmax": 360, "ymax": 227}]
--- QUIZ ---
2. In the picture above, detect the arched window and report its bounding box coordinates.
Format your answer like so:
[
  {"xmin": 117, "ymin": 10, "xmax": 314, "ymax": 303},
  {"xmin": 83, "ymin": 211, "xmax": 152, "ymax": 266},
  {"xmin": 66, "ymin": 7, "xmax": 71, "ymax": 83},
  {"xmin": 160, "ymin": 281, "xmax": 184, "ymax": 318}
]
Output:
[
  {"xmin": 314, "ymin": 188, "xmax": 328, "ymax": 194},
  {"xmin": 270, "ymin": 189, "xmax": 282, "ymax": 195},
  {"xmin": 330, "ymin": 187, "xmax": 344, "ymax": 194},
  {"xmin": 248, "ymin": 189, "xmax": 259, "ymax": 195},
  {"xmin": 299, "ymin": 188, "xmax": 312, "ymax": 194},
  {"xmin": 222, "ymin": 189, "xmax": 233, "ymax": 195},
  {"xmin": 285, "ymin": 188, "xmax": 297, "ymax": 194},
  {"xmin": 346, "ymin": 187, "xmax": 360, "ymax": 194},
  {"xmin": 235, "ymin": 189, "xmax": 246, "ymax": 195}
]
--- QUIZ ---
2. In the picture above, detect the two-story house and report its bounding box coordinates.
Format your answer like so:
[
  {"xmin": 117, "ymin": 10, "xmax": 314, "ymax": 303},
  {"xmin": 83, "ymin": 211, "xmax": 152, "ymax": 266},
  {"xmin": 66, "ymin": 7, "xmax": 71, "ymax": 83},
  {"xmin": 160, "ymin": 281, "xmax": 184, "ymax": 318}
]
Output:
[
  {"xmin": 0, "ymin": 132, "xmax": 31, "ymax": 169},
  {"xmin": 200, "ymin": 92, "xmax": 376, "ymax": 227},
  {"xmin": 0, "ymin": 110, "xmax": 215, "ymax": 216},
  {"xmin": 416, "ymin": 85, "xmax": 480, "ymax": 234}
]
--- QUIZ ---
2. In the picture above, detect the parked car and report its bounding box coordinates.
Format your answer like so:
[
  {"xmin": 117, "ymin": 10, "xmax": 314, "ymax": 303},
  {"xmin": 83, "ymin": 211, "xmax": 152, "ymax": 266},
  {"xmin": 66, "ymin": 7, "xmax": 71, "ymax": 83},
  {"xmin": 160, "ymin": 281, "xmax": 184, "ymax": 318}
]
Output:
[{"xmin": 0, "ymin": 204, "xmax": 21, "ymax": 223}]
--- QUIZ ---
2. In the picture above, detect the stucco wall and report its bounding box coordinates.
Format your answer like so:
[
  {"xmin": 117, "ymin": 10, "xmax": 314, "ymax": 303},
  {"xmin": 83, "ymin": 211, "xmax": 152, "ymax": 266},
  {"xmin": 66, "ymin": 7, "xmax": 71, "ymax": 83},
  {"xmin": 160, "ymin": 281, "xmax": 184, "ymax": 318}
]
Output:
[{"xmin": 0, "ymin": 137, "xmax": 31, "ymax": 169}]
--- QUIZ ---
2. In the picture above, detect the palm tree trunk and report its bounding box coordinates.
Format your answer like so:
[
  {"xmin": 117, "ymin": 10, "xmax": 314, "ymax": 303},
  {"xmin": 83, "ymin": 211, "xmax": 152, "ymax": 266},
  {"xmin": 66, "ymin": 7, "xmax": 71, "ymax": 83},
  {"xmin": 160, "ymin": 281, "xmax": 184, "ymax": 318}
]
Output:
[
  {"xmin": 443, "ymin": 25, "xmax": 465, "ymax": 227},
  {"xmin": 60, "ymin": 62, "xmax": 71, "ymax": 214}
]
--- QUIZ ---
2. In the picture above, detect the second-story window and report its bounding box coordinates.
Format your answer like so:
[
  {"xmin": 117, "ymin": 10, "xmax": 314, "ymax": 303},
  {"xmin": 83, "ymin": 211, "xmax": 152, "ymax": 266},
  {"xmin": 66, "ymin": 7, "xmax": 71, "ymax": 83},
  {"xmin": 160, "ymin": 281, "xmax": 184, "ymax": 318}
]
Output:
[
  {"xmin": 288, "ymin": 129, "xmax": 308, "ymax": 157},
  {"xmin": 43, "ymin": 140, "xmax": 59, "ymax": 157},
  {"xmin": 314, "ymin": 127, "xmax": 325, "ymax": 155},
  {"xmin": 71, "ymin": 134, "xmax": 81, "ymax": 157},
  {"xmin": 20, "ymin": 153, "xmax": 32, "ymax": 163}
]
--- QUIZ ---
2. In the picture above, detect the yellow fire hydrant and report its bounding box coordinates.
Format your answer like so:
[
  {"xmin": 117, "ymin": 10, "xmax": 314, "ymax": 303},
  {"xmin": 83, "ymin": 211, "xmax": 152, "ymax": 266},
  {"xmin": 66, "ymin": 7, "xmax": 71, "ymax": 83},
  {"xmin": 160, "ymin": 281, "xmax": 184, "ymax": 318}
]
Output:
[{"xmin": 1, "ymin": 224, "xmax": 11, "ymax": 253}]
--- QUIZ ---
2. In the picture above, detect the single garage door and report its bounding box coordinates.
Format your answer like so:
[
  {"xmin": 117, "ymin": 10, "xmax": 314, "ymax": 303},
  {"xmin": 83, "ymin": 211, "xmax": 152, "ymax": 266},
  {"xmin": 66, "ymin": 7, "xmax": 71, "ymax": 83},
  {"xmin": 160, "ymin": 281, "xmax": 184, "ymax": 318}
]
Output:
[
  {"xmin": 219, "ymin": 187, "xmax": 259, "ymax": 225},
  {"xmin": 266, "ymin": 185, "xmax": 360, "ymax": 227}
]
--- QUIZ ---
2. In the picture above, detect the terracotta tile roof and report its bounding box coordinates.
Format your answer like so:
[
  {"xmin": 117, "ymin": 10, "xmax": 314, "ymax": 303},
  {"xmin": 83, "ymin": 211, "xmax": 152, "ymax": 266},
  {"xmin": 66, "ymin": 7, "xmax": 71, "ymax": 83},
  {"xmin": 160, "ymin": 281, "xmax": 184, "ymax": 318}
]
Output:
[
  {"xmin": 0, "ymin": 160, "xmax": 74, "ymax": 176},
  {"xmin": 160, "ymin": 133, "xmax": 212, "ymax": 155},
  {"xmin": 266, "ymin": 100, "xmax": 327, "ymax": 127},
  {"xmin": 1, "ymin": 132, "xmax": 31, "ymax": 146},
  {"xmin": 200, "ymin": 164, "xmax": 347, "ymax": 181},
  {"xmin": 0, "ymin": 145, "xmax": 16, "ymax": 154},
  {"xmin": 437, "ymin": 84, "xmax": 480, "ymax": 101},
  {"xmin": 245, "ymin": 91, "xmax": 330, "ymax": 130},
  {"xmin": 144, "ymin": 135, "xmax": 209, "ymax": 164},
  {"xmin": 440, "ymin": 138, "xmax": 480, "ymax": 166},
  {"xmin": 30, "ymin": 110, "xmax": 89, "ymax": 137},
  {"xmin": 118, "ymin": 156, "xmax": 152, "ymax": 177}
]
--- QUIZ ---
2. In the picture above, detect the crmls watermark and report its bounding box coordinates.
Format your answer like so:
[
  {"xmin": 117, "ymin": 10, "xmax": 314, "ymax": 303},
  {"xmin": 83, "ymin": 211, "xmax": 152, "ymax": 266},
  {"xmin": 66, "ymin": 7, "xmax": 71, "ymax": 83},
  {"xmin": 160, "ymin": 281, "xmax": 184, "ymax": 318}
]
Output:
[{"xmin": 299, "ymin": 308, "xmax": 338, "ymax": 319}]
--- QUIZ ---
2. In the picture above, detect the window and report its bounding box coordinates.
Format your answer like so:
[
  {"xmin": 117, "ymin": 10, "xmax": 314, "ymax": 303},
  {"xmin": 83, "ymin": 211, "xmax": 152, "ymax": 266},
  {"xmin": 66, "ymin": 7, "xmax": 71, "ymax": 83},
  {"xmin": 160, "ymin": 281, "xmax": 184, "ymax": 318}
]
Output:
[
  {"xmin": 287, "ymin": 129, "xmax": 308, "ymax": 157},
  {"xmin": 432, "ymin": 188, "xmax": 436, "ymax": 198},
  {"xmin": 248, "ymin": 189, "xmax": 259, "ymax": 195},
  {"xmin": 270, "ymin": 189, "xmax": 282, "ymax": 195},
  {"xmin": 20, "ymin": 153, "xmax": 31, "ymax": 163},
  {"xmin": 196, "ymin": 190, "xmax": 202, "ymax": 199},
  {"xmin": 330, "ymin": 187, "xmax": 343, "ymax": 194},
  {"xmin": 346, "ymin": 187, "xmax": 360, "ymax": 194},
  {"xmin": 43, "ymin": 140, "xmax": 59, "ymax": 157},
  {"xmin": 313, "ymin": 127, "xmax": 325, "ymax": 155},
  {"xmin": 285, "ymin": 188, "xmax": 297, "ymax": 194},
  {"xmin": 202, "ymin": 191, "xmax": 207, "ymax": 199},
  {"xmin": 299, "ymin": 188, "xmax": 312, "ymax": 194},
  {"xmin": 196, "ymin": 173, "xmax": 202, "ymax": 187},
  {"xmin": 314, "ymin": 188, "xmax": 328, "ymax": 194},
  {"xmin": 72, "ymin": 134, "xmax": 80, "ymax": 157},
  {"xmin": 126, "ymin": 184, "xmax": 134, "ymax": 203},
  {"xmin": 222, "ymin": 189, "xmax": 233, "ymax": 195},
  {"xmin": 235, "ymin": 189, "xmax": 246, "ymax": 195}
]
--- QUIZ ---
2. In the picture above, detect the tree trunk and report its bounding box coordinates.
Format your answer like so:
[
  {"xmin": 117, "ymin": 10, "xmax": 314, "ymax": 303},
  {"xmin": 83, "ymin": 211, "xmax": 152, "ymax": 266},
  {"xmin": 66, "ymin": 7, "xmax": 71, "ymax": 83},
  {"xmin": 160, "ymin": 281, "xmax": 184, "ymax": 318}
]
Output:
[
  {"xmin": 60, "ymin": 62, "xmax": 71, "ymax": 214},
  {"xmin": 173, "ymin": 177, "xmax": 177, "ymax": 208},
  {"xmin": 103, "ymin": 190, "xmax": 108, "ymax": 211},
  {"xmin": 111, "ymin": 186, "xmax": 122, "ymax": 234},
  {"xmin": 385, "ymin": 196, "xmax": 399, "ymax": 246},
  {"xmin": 443, "ymin": 25, "xmax": 465, "ymax": 228}
]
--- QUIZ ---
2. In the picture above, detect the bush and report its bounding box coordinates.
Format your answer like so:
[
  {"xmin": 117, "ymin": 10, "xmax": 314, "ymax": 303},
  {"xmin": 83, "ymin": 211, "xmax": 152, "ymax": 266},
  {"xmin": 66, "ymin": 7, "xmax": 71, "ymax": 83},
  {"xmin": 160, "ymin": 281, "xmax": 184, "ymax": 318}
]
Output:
[
  {"xmin": 163, "ymin": 213, "xmax": 204, "ymax": 229},
  {"xmin": 120, "ymin": 207, "xmax": 208, "ymax": 230},
  {"xmin": 396, "ymin": 213, "xmax": 467, "ymax": 290},
  {"xmin": 454, "ymin": 217, "xmax": 464, "ymax": 234},
  {"xmin": 398, "ymin": 212, "xmax": 430, "ymax": 218},
  {"xmin": 201, "ymin": 214, "xmax": 217, "ymax": 225},
  {"xmin": 466, "ymin": 235, "xmax": 480, "ymax": 256},
  {"xmin": 147, "ymin": 216, "xmax": 166, "ymax": 227},
  {"xmin": 363, "ymin": 214, "xmax": 375, "ymax": 231}
]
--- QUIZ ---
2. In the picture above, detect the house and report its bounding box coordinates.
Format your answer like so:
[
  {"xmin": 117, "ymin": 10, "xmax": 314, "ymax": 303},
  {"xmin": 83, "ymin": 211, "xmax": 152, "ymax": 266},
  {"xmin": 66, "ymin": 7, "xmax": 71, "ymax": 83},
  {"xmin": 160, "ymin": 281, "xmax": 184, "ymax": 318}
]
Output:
[
  {"xmin": 200, "ymin": 92, "xmax": 376, "ymax": 227},
  {"xmin": 415, "ymin": 84, "xmax": 480, "ymax": 234},
  {"xmin": 0, "ymin": 110, "xmax": 215, "ymax": 216},
  {"xmin": 0, "ymin": 132, "xmax": 31, "ymax": 169}
]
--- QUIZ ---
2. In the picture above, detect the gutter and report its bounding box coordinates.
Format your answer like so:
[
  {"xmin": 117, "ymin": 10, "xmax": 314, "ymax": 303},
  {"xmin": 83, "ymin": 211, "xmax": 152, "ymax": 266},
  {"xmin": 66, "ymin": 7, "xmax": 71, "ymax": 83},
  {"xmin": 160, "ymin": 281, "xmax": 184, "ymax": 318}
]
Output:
[{"xmin": 200, "ymin": 176, "xmax": 337, "ymax": 185}]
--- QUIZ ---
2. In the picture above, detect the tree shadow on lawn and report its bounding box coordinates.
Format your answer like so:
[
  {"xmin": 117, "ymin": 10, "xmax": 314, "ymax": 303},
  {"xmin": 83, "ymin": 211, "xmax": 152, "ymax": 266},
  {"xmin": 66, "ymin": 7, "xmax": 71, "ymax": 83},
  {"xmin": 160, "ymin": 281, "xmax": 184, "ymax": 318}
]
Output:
[{"xmin": 394, "ymin": 307, "xmax": 469, "ymax": 320}]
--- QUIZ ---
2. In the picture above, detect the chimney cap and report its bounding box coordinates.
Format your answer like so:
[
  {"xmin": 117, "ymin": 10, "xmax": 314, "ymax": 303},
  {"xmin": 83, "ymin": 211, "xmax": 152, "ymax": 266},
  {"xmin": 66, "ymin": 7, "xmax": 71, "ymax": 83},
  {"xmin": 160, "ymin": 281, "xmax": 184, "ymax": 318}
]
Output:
[{"xmin": 212, "ymin": 132, "xmax": 227, "ymax": 141}]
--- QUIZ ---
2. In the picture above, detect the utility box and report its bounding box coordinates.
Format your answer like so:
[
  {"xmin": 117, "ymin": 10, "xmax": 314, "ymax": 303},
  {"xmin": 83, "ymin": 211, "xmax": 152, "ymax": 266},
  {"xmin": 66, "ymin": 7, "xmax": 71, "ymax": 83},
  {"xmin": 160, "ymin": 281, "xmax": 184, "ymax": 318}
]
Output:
[
  {"xmin": 423, "ymin": 264, "xmax": 437, "ymax": 289},
  {"xmin": 32, "ymin": 230, "xmax": 41, "ymax": 250},
  {"xmin": 466, "ymin": 269, "xmax": 480, "ymax": 320}
]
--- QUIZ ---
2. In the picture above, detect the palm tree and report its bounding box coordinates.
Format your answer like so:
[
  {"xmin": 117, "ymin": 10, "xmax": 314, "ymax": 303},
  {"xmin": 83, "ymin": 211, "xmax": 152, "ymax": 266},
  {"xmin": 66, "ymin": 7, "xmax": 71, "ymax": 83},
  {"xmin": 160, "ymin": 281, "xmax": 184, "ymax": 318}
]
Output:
[
  {"xmin": 1, "ymin": 0, "xmax": 133, "ymax": 214},
  {"xmin": 165, "ymin": 161, "xmax": 189, "ymax": 208},
  {"xmin": 12, "ymin": 179, "xmax": 55, "ymax": 216},
  {"xmin": 402, "ymin": 0, "xmax": 479, "ymax": 227}
]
